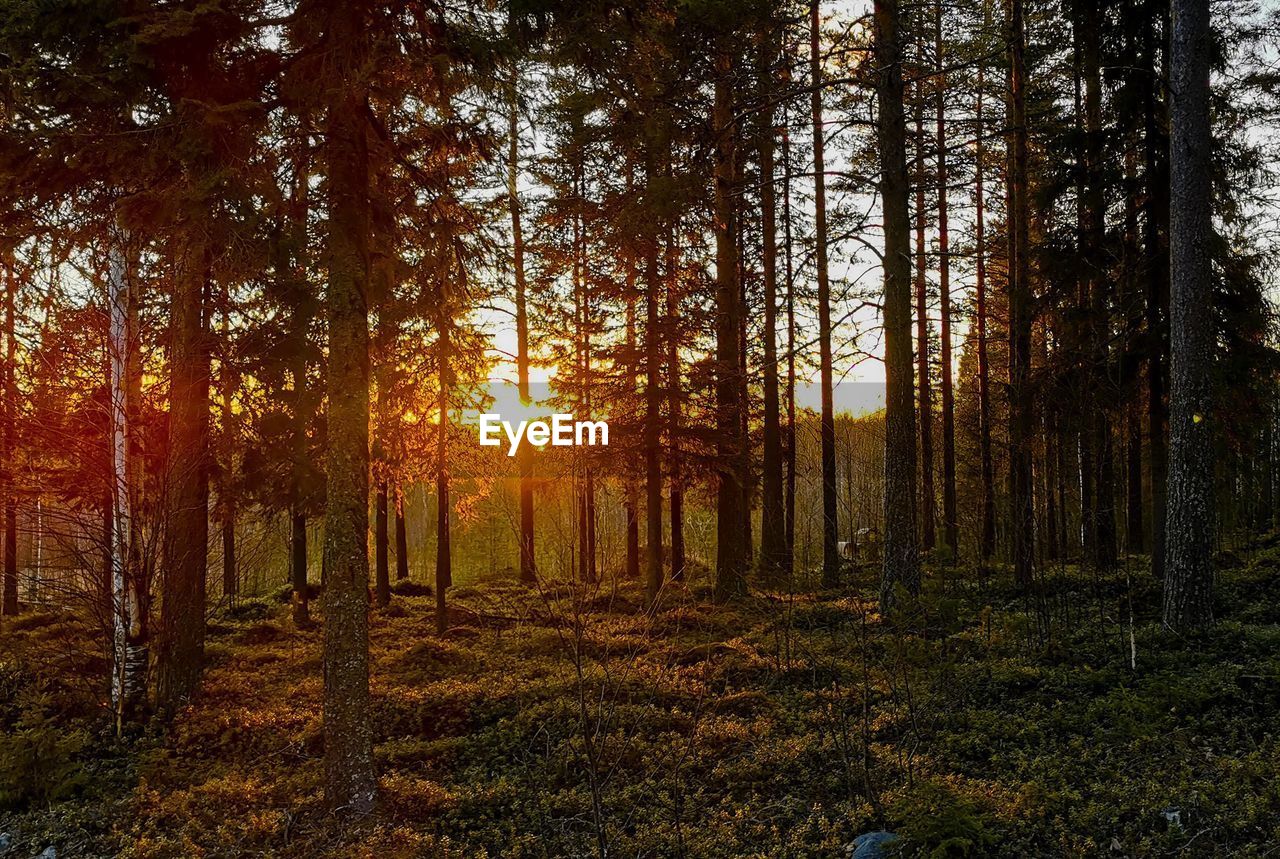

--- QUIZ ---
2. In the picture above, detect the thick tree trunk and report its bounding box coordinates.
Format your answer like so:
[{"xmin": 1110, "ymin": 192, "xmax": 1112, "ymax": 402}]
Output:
[
  {"xmin": 876, "ymin": 0, "xmax": 921, "ymax": 608},
  {"xmin": 1163, "ymin": 0, "xmax": 1214, "ymax": 630},
  {"xmin": 811, "ymin": 0, "xmax": 840, "ymax": 587},
  {"xmin": 1006, "ymin": 0, "xmax": 1035, "ymax": 588},
  {"xmin": 155, "ymin": 246, "xmax": 210, "ymax": 715},
  {"xmin": 713, "ymin": 45, "xmax": 748, "ymax": 601},
  {"xmin": 320, "ymin": 0, "xmax": 376, "ymax": 813}
]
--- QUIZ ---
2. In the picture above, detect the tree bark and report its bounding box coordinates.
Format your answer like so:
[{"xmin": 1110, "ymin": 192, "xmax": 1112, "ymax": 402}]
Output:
[
  {"xmin": 758, "ymin": 28, "xmax": 786, "ymax": 586},
  {"xmin": 974, "ymin": 12, "xmax": 996, "ymax": 562},
  {"xmin": 155, "ymin": 243, "xmax": 211, "ymax": 715},
  {"xmin": 876, "ymin": 0, "xmax": 922, "ymax": 608},
  {"xmin": 375, "ymin": 479, "xmax": 389, "ymax": 607},
  {"xmin": 1006, "ymin": 0, "xmax": 1035, "ymax": 588},
  {"xmin": 811, "ymin": 0, "xmax": 840, "ymax": 587},
  {"xmin": 914, "ymin": 78, "xmax": 936, "ymax": 555},
  {"xmin": 1163, "ymin": 0, "xmax": 1214, "ymax": 630},
  {"xmin": 935, "ymin": 0, "xmax": 958, "ymax": 559},
  {"xmin": 665, "ymin": 229, "xmax": 686, "ymax": 582},
  {"xmin": 1144, "ymin": 0, "xmax": 1171, "ymax": 580},
  {"xmin": 713, "ymin": 44, "xmax": 748, "ymax": 601},
  {"xmin": 320, "ymin": 0, "xmax": 376, "ymax": 813},
  {"xmin": 508, "ymin": 63, "xmax": 536, "ymax": 586}
]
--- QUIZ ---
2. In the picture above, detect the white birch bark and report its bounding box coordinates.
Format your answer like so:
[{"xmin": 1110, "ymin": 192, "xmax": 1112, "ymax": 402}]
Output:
[{"xmin": 107, "ymin": 234, "xmax": 132, "ymax": 730}]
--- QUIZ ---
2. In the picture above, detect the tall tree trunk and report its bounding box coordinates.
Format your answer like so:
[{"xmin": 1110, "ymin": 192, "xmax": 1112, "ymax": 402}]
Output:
[
  {"xmin": 876, "ymin": 0, "xmax": 922, "ymax": 607},
  {"xmin": 1145, "ymin": 0, "xmax": 1171, "ymax": 580},
  {"xmin": 155, "ymin": 244, "xmax": 211, "ymax": 715},
  {"xmin": 320, "ymin": 0, "xmax": 376, "ymax": 812},
  {"xmin": 288, "ymin": 151, "xmax": 312, "ymax": 626},
  {"xmin": 106, "ymin": 235, "xmax": 139, "ymax": 732},
  {"xmin": 1081, "ymin": 0, "xmax": 1117, "ymax": 570},
  {"xmin": 935, "ymin": 0, "xmax": 958, "ymax": 559},
  {"xmin": 665, "ymin": 230, "xmax": 686, "ymax": 582},
  {"xmin": 1124, "ymin": 144, "xmax": 1146, "ymax": 554},
  {"xmin": 914, "ymin": 78, "xmax": 936, "ymax": 554},
  {"xmin": 1163, "ymin": 0, "xmax": 1214, "ymax": 630},
  {"xmin": 782, "ymin": 99, "xmax": 798, "ymax": 574},
  {"xmin": 713, "ymin": 44, "xmax": 748, "ymax": 601},
  {"xmin": 1006, "ymin": 0, "xmax": 1035, "ymax": 588},
  {"xmin": 811, "ymin": 0, "xmax": 840, "ymax": 587},
  {"xmin": 436, "ymin": 325, "xmax": 453, "ymax": 628},
  {"xmin": 758, "ymin": 29, "xmax": 786, "ymax": 585},
  {"xmin": 219, "ymin": 306, "xmax": 237, "ymax": 602},
  {"xmin": 974, "ymin": 15, "xmax": 996, "ymax": 562},
  {"xmin": 624, "ymin": 217, "xmax": 642, "ymax": 582},
  {"xmin": 509, "ymin": 63, "xmax": 536, "ymax": 586},
  {"xmin": 644, "ymin": 143, "xmax": 664, "ymax": 604}
]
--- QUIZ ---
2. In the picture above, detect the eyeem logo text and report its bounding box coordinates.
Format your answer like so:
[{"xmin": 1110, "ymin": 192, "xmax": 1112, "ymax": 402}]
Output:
[{"xmin": 478, "ymin": 414, "xmax": 609, "ymax": 456}]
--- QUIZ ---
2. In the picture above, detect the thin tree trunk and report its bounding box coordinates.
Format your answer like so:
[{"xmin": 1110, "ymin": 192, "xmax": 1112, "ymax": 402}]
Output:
[
  {"xmin": 2, "ymin": 255, "xmax": 16, "ymax": 617},
  {"xmin": 1081, "ymin": 0, "xmax": 1117, "ymax": 570},
  {"xmin": 713, "ymin": 43, "xmax": 748, "ymax": 601},
  {"xmin": 935, "ymin": 0, "xmax": 958, "ymax": 559},
  {"xmin": 106, "ymin": 236, "xmax": 135, "ymax": 732},
  {"xmin": 759, "ymin": 28, "xmax": 785, "ymax": 585},
  {"xmin": 436, "ymin": 323, "xmax": 453, "ymax": 627},
  {"xmin": 375, "ymin": 479, "xmax": 389, "ymax": 607},
  {"xmin": 1163, "ymin": 0, "xmax": 1214, "ymax": 630},
  {"xmin": 320, "ymin": 0, "xmax": 376, "ymax": 812},
  {"xmin": 974, "ymin": 15, "xmax": 996, "ymax": 562},
  {"xmin": 645, "ymin": 143, "xmax": 664, "ymax": 604},
  {"xmin": 1145, "ymin": 1, "xmax": 1171, "ymax": 580},
  {"xmin": 509, "ymin": 63, "xmax": 536, "ymax": 586},
  {"xmin": 220, "ymin": 306, "xmax": 237, "ymax": 602},
  {"xmin": 394, "ymin": 487, "xmax": 409, "ymax": 581},
  {"xmin": 782, "ymin": 99, "xmax": 798, "ymax": 575},
  {"xmin": 914, "ymin": 75, "xmax": 936, "ymax": 555},
  {"xmin": 665, "ymin": 229, "xmax": 686, "ymax": 582},
  {"xmin": 811, "ymin": 0, "xmax": 840, "ymax": 587},
  {"xmin": 876, "ymin": 0, "xmax": 922, "ymax": 608},
  {"xmin": 1006, "ymin": 0, "xmax": 1035, "ymax": 588}
]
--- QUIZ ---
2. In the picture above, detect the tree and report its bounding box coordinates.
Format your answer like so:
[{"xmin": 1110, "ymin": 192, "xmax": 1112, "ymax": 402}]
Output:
[
  {"xmin": 876, "ymin": 0, "xmax": 921, "ymax": 608},
  {"xmin": 317, "ymin": 0, "xmax": 376, "ymax": 814},
  {"xmin": 1005, "ymin": 0, "xmax": 1035, "ymax": 588},
  {"xmin": 811, "ymin": 0, "xmax": 841, "ymax": 588},
  {"xmin": 757, "ymin": 21, "xmax": 786, "ymax": 586},
  {"xmin": 713, "ymin": 41, "xmax": 749, "ymax": 602},
  {"xmin": 1162, "ymin": 0, "xmax": 1214, "ymax": 630}
]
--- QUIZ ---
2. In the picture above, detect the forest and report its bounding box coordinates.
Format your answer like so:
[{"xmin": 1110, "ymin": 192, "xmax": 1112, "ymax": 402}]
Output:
[{"xmin": 1, "ymin": 0, "xmax": 1279, "ymax": 855}]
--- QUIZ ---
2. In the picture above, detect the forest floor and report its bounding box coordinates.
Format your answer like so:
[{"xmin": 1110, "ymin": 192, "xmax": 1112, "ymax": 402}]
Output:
[{"xmin": 3, "ymin": 541, "xmax": 1280, "ymax": 858}]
